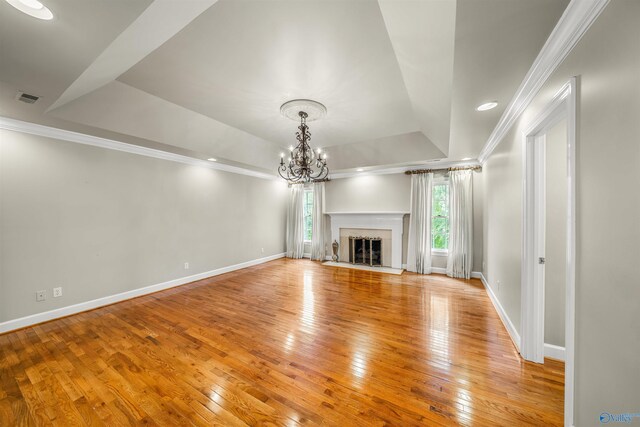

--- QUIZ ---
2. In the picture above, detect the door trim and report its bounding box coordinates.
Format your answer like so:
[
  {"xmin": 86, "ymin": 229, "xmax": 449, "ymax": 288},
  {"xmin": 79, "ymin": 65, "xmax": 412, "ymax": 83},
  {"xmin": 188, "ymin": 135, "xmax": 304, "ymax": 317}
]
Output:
[{"xmin": 520, "ymin": 77, "xmax": 577, "ymax": 427}]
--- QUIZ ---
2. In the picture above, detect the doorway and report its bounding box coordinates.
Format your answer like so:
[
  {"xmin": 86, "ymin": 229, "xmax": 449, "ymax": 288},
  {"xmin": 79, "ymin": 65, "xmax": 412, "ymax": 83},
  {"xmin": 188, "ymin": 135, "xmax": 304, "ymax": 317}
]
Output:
[
  {"xmin": 520, "ymin": 78, "xmax": 577, "ymax": 426},
  {"xmin": 543, "ymin": 119, "xmax": 567, "ymax": 361}
]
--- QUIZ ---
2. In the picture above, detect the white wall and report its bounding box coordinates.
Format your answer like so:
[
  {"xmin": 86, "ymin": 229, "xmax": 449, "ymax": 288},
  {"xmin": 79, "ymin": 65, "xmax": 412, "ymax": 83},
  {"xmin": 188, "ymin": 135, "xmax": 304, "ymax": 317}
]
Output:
[
  {"xmin": 325, "ymin": 172, "xmax": 483, "ymax": 271},
  {"xmin": 0, "ymin": 129, "xmax": 288, "ymax": 323},
  {"xmin": 482, "ymin": 2, "xmax": 640, "ymax": 424}
]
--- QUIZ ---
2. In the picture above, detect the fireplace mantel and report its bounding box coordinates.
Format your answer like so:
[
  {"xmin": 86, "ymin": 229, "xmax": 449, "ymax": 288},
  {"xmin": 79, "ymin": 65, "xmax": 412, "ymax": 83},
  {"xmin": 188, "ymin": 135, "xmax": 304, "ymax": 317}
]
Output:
[{"xmin": 328, "ymin": 212, "xmax": 406, "ymax": 269}]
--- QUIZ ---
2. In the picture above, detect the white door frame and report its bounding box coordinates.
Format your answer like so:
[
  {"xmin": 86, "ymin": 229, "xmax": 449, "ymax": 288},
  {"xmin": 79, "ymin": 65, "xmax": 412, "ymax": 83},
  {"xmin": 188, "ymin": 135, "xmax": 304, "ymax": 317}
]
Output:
[
  {"xmin": 521, "ymin": 132, "xmax": 548, "ymax": 364},
  {"xmin": 520, "ymin": 77, "xmax": 577, "ymax": 427}
]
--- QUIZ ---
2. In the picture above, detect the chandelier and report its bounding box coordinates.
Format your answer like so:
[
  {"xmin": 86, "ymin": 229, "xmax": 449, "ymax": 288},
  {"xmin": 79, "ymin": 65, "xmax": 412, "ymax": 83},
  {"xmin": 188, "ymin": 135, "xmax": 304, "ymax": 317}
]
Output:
[{"xmin": 278, "ymin": 99, "xmax": 329, "ymax": 184}]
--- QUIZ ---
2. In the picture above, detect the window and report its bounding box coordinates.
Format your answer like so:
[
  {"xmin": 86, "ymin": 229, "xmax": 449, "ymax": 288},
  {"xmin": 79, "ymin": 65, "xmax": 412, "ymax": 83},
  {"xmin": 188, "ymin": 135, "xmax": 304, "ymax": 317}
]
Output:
[
  {"xmin": 432, "ymin": 182, "xmax": 449, "ymax": 251},
  {"xmin": 303, "ymin": 189, "xmax": 314, "ymax": 242}
]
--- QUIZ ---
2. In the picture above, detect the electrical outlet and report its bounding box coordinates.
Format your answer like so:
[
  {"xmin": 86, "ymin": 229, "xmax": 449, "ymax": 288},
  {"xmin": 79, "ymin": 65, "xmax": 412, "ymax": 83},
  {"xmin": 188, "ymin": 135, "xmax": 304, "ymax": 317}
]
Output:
[
  {"xmin": 36, "ymin": 290, "xmax": 46, "ymax": 302},
  {"xmin": 496, "ymin": 280, "xmax": 500, "ymax": 292},
  {"xmin": 261, "ymin": 247, "xmax": 265, "ymax": 254},
  {"xmin": 184, "ymin": 262, "xmax": 189, "ymax": 270},
  {"xmin": 482, "ymin": 261, "xmax": 486, "ymax": 270},
  {"xmin": 53, "ymin": 287, "xmax": 62, "ymax": 298}
]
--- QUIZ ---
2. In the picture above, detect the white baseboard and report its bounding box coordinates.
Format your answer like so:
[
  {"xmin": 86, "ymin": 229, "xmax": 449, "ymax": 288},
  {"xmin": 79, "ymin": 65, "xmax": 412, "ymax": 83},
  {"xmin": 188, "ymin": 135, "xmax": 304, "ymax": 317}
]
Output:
[
  {"xmin": 544, "ymin": 343, "xmax": 566, "ymax": 361},
  {"xmin": 0, "ymin": 252, "xmax": 285, "ymax": 334},
  {"xmin": 479, "ymin": 273, "xmax": 521, "ymax": 351}
]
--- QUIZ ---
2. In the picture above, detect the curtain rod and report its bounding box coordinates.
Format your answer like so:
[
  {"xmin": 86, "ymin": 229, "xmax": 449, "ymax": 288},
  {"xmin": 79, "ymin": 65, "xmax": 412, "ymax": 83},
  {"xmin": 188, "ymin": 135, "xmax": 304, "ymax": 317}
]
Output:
[
  {"xmin": 404, "ymin": 165, "xmax": 482, "ymax": 175},
  {"xmin": 288, "ymin": 178, "xmax": 331, "ymax": 186}
]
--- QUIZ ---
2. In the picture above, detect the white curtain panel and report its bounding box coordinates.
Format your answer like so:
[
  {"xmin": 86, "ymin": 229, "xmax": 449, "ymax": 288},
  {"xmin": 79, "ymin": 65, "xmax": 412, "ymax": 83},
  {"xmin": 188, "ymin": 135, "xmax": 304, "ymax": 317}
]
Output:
[
  {"xmin": 310, "ymin": 182, "xmax": 326, "ymax": 261},
  {"xmin": 286, "ymin": 185, "xmax": 305, "ymax": 259},
  {"xmin": 407, "ymin": 173, "xmax": 433, "ymax": 274},
  {"xmin": 447, "ymin": 170, "xmax": 473, "ymax": 279}
]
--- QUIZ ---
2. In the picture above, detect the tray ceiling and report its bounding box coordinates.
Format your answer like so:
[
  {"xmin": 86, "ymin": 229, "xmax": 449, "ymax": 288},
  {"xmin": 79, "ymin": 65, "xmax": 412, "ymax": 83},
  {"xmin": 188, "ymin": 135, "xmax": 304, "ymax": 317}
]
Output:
[{"xmin": 1, "ymin": 0, "xmax": 569, "ymax": 174}]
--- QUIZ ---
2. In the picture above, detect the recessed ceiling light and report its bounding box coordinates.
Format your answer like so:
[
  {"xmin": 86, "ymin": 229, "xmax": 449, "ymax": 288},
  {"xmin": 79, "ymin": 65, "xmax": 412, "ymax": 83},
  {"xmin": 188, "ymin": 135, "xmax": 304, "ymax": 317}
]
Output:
[
  {"xmin": 462, "ymin": 157, "xmax": 473, "ymax": 161},
  {"xmin": 356, "ymin": 168, "xmax": 364, "ymax": 172},
  {"xmin": 19, "ymin": 0, "xmax": 42, "ymax": 8},
  {"xmin": 5, "ymin": 0, "xmax": 54, "ymax": 20},
  {"xmin": 476, "ymin": 101, "xmax": 498, "ymax": 111},
  {"xmin": 207, "ymin": 158, "xmax": 217, "ymax": 162}
]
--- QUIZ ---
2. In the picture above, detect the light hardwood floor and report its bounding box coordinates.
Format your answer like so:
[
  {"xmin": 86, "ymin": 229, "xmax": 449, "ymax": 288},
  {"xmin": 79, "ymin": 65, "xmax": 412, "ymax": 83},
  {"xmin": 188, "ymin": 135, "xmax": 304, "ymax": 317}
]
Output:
[{"xmin": 0, "ymin": 259, "xmax": 564, "ymax": 426}]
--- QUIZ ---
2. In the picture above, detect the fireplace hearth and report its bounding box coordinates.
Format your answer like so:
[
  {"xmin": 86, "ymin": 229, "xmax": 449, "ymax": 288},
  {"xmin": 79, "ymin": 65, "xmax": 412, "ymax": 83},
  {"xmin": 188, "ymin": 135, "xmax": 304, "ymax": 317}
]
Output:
[{"xmin": 349, "ymin": 236, "xmax": 382, "ymax": 267}]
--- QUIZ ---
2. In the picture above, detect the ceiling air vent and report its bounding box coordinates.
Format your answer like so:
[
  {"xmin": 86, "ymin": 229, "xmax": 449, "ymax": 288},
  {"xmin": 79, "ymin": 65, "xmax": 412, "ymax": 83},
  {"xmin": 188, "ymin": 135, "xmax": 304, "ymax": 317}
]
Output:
[{"xmin": 16, "ymin": 91, "xmax": 40, "ymax": 104}]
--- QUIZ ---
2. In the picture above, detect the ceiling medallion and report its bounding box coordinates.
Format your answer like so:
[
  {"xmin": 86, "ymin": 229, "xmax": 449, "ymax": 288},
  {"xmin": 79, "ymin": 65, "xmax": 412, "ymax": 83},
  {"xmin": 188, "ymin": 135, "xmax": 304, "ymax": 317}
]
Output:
[{"xmin": 278, "ymin": 99, "xmax": 329, "ymax": 184}]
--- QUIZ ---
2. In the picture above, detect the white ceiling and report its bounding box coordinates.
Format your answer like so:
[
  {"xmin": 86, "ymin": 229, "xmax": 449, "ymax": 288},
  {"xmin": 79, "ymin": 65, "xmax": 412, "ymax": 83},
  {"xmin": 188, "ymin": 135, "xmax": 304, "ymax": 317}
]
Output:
[
  {"xmin": 0, "ymin": 0, "xmax": 151, "ymax": 101},
  {"xmin": 378, "ymin": 0, "xmax": 457, "ymax": 156},
  {"xmin": 0, "ymin": 0, "xmax": 569, "ymax": 174},
  {"xmin": 447, "ymin": 0, "xmax": 571, "ymax": 160},
  {"xmin": 118, "ymin": 0, "xmax": 423, "ymax": 149}
]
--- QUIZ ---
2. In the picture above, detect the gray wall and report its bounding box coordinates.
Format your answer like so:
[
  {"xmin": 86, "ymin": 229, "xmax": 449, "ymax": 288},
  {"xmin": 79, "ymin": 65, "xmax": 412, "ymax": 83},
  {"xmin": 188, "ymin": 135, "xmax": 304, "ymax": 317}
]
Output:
[
  {"xmin": 471, "ymin": 170, "xmax": 484, "ymax": 274},
  {"xmin": 544, "ymin": 119, "xmax": 566, "ymax": 348},
  {"xmin": 0, "ymin": 129, "xmax": 288, "ymax": 323},
  {"xmin": 325, "ymin": 173, "xmax": 411, "ymax": 213},
  {"xmin": 325, "ymin": 172, "xmax": 483, "ymax": 271},
  {"xmin": 481, "ymin": 1, "xmax": 640, "ymax": 424}
]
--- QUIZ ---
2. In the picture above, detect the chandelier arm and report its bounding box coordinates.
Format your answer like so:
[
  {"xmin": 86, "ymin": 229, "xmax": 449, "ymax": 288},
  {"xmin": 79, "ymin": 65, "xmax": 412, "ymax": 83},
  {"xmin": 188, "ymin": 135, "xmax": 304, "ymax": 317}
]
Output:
[
  {"xmin": 290, "ymin": 166, "xmax": 305, "ymax": 180},
  {"xmin": 310, "ymin": 165, "xmax": 328, "ymax": 181}
]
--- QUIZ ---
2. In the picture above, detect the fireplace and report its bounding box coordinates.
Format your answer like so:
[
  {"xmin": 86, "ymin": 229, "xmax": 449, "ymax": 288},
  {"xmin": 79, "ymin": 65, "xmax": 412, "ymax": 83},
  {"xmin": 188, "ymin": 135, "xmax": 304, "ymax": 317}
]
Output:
[
  {"xmin": 328, "ymin": 213, "xmax": 405, "ymax": 269},
  {"xmin": 349, "ymin": 236, "xmax": 382, "ymax": 266}
]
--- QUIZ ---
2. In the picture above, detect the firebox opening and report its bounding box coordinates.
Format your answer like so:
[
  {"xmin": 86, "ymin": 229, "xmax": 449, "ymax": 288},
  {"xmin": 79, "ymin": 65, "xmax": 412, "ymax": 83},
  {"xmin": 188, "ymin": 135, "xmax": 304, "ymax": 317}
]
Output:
[{"xmin": 348, "ymin": 236, "xmax": 382, "ymax": 267}]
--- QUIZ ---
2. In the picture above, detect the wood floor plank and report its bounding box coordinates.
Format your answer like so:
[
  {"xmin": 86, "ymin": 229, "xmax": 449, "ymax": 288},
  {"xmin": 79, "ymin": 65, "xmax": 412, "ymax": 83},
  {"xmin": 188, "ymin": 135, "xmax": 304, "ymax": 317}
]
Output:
[{"xmin": 0, "ymin": 259, "xmax": 564, "ymax": 426}]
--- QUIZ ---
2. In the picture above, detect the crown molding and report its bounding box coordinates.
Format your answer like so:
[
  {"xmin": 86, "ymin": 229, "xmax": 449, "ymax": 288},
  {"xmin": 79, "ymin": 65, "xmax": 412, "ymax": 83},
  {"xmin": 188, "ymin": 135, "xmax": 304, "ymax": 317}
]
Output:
[
  {"xmin": 477, "ymin": 0, "xmax": 610, "ymax": 164},
  {"xmin": 329, "ymin": 159, "xmax": 481, "ymax": 179},
  {"xmin": 0, "ymin": 116, "xmax": 278, "ymax": 181},
  {"xmin": 0, "ymin": 116, "xmax": 480, "ymax": 182}
]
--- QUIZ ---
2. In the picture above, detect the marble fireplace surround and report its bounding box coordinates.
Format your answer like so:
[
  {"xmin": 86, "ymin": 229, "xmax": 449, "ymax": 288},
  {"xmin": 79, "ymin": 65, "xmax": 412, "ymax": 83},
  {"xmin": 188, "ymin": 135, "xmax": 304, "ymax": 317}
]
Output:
[{"xmin": 327, "ymin": 212, "xmax": 405, "ymax": 269}]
